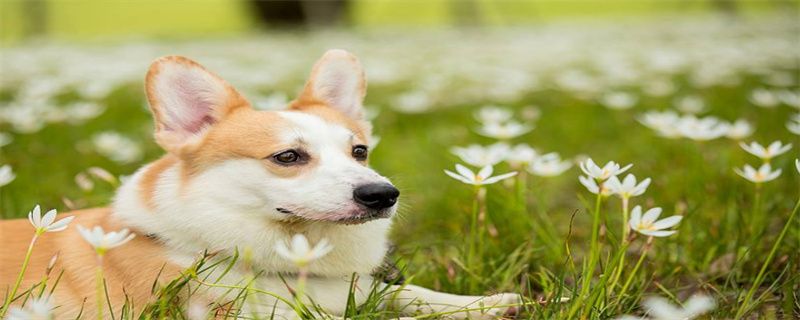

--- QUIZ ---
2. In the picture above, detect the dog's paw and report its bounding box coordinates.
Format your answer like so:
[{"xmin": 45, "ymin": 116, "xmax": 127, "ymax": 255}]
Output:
[{"xmin": 461, "ymin": 293, "xmax": 523, "ymax": 319}]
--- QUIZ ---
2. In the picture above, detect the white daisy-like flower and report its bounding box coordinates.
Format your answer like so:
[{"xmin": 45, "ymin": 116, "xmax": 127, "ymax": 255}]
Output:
[
  {"xmin": 505, "ymin": 144, "xmax": 537, "ymax": 167},
  {"xmin": 91, "ymin": 131, "xmax": 143, "ymax": 164},
  {"xmin": 725, "ymin": 119, "xmax": 753, "ymax": 140},
  {"xmin": 734, "ymin": 163, "xmax": 782, "ymax": 184},
  {"xmin": 579, "ymin": 158, "xmax": 632, "ymax": 181},
  {"xmin": 476, "ymin": 121, "xmax": 533, "ymax": 140},
  {"xmin": 77, "ymin": 225, "xmax": 135, "ymax": 255},
  {"xmin": 674, "ymin": 95, "xmax": 706, "ymax": 114},
  {"xmin": 628, "ymin": 206, "xmax": 682, "ymax": 237},
  {"xmin": 579, "ymin": 175, "xmax": 612, "ymax": 196},
  {"xmin": 787, "ymin": 114, "xmax": 800, "ymax": 135},
  {"xmin": 642, "ymin": 294, "xmax": 716, "ymax": 320},
  {"xmin": 528, "ymin": 154, "xmax": 572, "ymax": 177},
  {"xmin": 0, "ymin": 132, "xmax": 12, "ymax": 148},
  {"xmin": 0, "ymin": 164, "xmax": 15, "ymax": 187},
  {"xmin": 474, "ymin": 105, "xmax": 513, "ymax": 124},
  {"xmin": 674, "ymin": 115, "xmax": 729, "ymax": 141},
  {"xmin": 444, "ymin": 164, "xmax": 517, "ymax": 186},
  {"xmin": 605, "ymin": 174, "xmax": 651, "ymax": 200},
  {"xmin": 6, "ymin": 295, "xmax": 54, "ymax": 320},
  {"xmin": 28, "ymin": 205, "xmax": 74, "ymax": 235},
  {"xmin": 748, "ymin": 89, "xmax": 780, "ymax": 108},
  {"xmin": 638, "ymin": 110, "xmax": 681, "ymax": 138},
  {"xmin": 778, "ymin": 90, "xmax": 800, "ymax": 108},
  {"xmin": 450, "ymin": 143, "xmax": 510, "ymax": 167},
  {"xmin": 601, "ymin": 91, "xmax": 638, "ymax": 110},
  {"xmin": 739, "ymin": 141, "xmax": 792, "ymax": 161},
  {"xmin": 275, "ymin": 234, "xmax": 333, "ymax": 267}
]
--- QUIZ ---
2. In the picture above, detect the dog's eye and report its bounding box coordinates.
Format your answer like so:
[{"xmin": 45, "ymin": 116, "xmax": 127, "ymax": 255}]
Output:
[
  {"xmin": 273, "ymin": 150, "xmax": 300, "ymax": 164},
  {"xmin": 352, "ymin": 145, "xmax": 368, "ymax": 161}
]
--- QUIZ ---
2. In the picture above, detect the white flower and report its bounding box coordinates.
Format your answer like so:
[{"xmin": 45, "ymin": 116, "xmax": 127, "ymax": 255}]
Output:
[
  {"xmin": 748, "ymin": 89, "xmax": 780, "ymax": 108},
  {"xmin": 476, "ymin": 121, "xmax": 532, "ymax": 140},
  {"xmin": 0, "ymin": 132, "xmax": 12, "ymax": 148},
  {"xmin": 787, "ymin": 114, "xmax": 800, "ymax": 135},
  {"xmin": 64, "ymin": 101, "xmax": 105, "ymax": 124},
  {"xmin": 528, "ymin": 155, "xmax": 572, "ymax": 177},
  {"xmin": 734, "ymin": 163, "xmax": 782, "ymax": 184},
  {"xmin": 601, "ymin": 92, "xmax": 638, "ymax": 110},
  {"xmin": 725, "ymin": 119, "xmax": 753, "ymax": 140},
  {"xmin": 275, "ymin": 234, "xmax": 333, "ymax": 267},
  {"xmin": 520, "ymin": 105, "xmax": 541, "ymax": 121},
  {"xmin": 642, "ymin": 294, "xmax": 716, "ymax": 320},
  {"xmin": 77, "ymin": 225, "xmax": 135, "ymax": 255},
  {"xmin": 6, "ymin": 295, "xmax": 54, "ymax": 320},
  {"xmin": 739, "ymin": 141, "xmax": 792, "ymax": 161},
  {"xmin": 392, "ymin": 90, "xmax": 432, "ymax": 114},
  {"xmin": 444, "ymin": 164, "xmax": 517, "ymax": 186},
  {"xmin": 505, "ymin": 144, "xmax": 537, "ymax": 167},
  {"xmin": 796, "ymin": 159, "xmax": 799, "ymax": 174},
  {"xmin": 579, "ymin": 158, "xmax": 632, "ymax": 181},
  {"xmin": 91, "ymin": 131, "xmax": 143, "ymax": 164},
  {"xmin": 74, "ymin": 172, "xmax": 94, "ymax": 191},
  {"xmin": 450, "ymin": 143, "xmax": 510, "ymax": 167},
  {"xmin": 606, "ymin": 174, "xmax": 651, "ymax": 199},
  {"xmin": 87, "ymin": 167, "xmax": 117, "ymax": 184},
  {"xmin": 778, "ymin": 90, "xmax": 800, "ymax": 108},
  {"xmin": 628, "ymin": 206, "xmax": 682, "ymax": 237},
  {"xmin": 579, "ymin": 175, "xmax": 612, "ymax": 196},
  {"xmin": 28, "ymin": 205, "xmax": 74, "ymax": 234},
  {"xmin": 0, "ymin": 164, "xmax": 15, "ymax": 187},
  {"xmin": 474, "ymin": 105, "xmax": 513, "ymax": 124},
  {"xmin": 674, "ymin": 96, "xmax": 706, "ymax": 114},
  {"xmin": 674, "ymin": 115, "xmax": 729, "ymax": 141},
  {"xmin": 638, "ymin": 110, "xmax": 681, "ymax": 138}
]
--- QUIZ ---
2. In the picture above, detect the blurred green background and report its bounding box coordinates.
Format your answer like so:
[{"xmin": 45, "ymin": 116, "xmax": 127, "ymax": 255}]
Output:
[{"xmin": 1, "ymin": 0, "xmax": 797, "ymax": 43}]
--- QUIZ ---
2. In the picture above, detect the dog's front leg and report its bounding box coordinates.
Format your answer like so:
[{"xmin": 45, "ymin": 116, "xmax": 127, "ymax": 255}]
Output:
[{"xmin": 385, "ymin": 284, "xmax": 522, "ymax": 319}]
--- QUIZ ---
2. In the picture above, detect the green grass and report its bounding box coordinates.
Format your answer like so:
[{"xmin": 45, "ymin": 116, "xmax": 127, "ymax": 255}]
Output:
[{"xmin": 1, "ymin": 23, "xmax": 799, "ymax": 319}]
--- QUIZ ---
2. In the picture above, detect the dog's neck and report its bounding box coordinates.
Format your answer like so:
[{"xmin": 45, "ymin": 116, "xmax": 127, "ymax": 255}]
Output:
[{"xmin": 111, "ymin": 155, "xmax": 392, "ymax": 277}]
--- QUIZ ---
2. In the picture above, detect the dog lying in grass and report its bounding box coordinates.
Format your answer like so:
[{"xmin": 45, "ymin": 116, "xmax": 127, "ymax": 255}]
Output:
[{"xmin": 0, "ymin": 50, "xmax": 521, "ymax": 319}]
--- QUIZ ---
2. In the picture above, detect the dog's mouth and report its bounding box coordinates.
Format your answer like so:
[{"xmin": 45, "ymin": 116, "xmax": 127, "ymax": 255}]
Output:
[{"xmin": 275, "ymin": 207, "xmax": 391, "ymax": 225}]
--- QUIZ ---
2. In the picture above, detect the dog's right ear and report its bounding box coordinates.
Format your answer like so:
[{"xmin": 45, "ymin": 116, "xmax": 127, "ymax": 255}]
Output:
[{"xmin": 145, "ymin": 56, "xmax": 248, "ymax": 154}]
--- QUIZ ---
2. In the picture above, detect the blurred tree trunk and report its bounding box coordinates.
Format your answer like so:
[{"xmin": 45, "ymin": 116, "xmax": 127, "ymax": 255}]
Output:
[
  {"xmin": 249, "ymin": 0, "xmax": 349, "ymax": 28},
  {"xmin": 23, "ymin": 0, "xmax": 47, "ymax": 37},
  {"xmin": 710, "ymin": 0, "xmax": 738, "ymax": 17},
  {"xmin": 451, "ymin": 0, "xmax": 482, "ymax": 26}
]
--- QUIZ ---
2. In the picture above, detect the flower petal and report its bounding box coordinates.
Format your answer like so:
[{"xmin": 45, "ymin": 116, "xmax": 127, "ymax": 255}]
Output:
[
  {"xmin": 642, "ymin": 207, "xmax": 663, "ymax": 223},
  {"xmin": 46, "ymin": 216, "xmax": 75, "ymax": 232},
  {"xmin": 455, "ymin": 164, "xmax": 474, "ymax": 179},
  {"xmin": 651, "ymin": 215, "xmax": 683, "ymax": 230}
]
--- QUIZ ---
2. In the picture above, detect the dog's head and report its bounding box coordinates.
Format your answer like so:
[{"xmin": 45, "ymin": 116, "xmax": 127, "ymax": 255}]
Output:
[{"xmin": 144, "ymin": 50, "xmax": 398, "ymax": 225}]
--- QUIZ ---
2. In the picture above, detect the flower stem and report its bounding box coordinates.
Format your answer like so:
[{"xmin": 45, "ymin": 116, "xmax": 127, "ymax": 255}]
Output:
[
  {"xmin": 607, "ymin": 198, "xmax": 630, "ymax": 296},
  {"xmin": 614, "ymin": 236, "xmax": 652, "ymax": 310},
  {"xmin": 95, "ymin": 255, "xmax": 105, "ymax": 320},
  {"xmin": 0, "ymin": 233, "xmax": 39, "ymax": 317},
  {"xmin": 567, "ymin": 192, "xmax": 603, "ymax": 319},
  {"xmin": 735, "ymin": 197, "xmax": 800, "ymax": 319},
  {"xmin": 293, "ymin": 267, "xmax": 308, "ymax": 316},
  {"xmin": 466, "ymin": 186, "xmax": 481, "ymax": 292}
]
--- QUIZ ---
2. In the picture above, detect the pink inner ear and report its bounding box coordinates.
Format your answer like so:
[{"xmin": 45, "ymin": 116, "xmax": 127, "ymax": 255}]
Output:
[{"xmin": 160, "ymin": 72, "xmax": 222, "ymax": 135}]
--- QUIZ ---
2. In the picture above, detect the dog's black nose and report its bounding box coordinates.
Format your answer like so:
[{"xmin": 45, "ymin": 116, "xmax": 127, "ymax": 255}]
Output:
[{"xmin": 353, "ymin": 183, "xmax": 400, "ymax": 209}]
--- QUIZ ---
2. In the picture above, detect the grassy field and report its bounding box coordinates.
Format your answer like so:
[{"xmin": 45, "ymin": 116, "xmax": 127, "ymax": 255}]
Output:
[{"xmin": 1, "ymin": 16, "xmax": 799, "ymax": 319}]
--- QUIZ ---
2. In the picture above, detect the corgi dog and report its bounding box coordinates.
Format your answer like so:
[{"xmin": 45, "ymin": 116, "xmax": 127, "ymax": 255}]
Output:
[{"xmin": 0, "ymin": 50, "xmax": 521, "ymax": 319}]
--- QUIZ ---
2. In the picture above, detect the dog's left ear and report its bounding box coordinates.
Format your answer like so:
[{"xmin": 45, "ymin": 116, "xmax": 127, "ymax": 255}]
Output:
[{"xmin": 294, "ymin": 49, "xmax": 366, "ymax": 120}]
